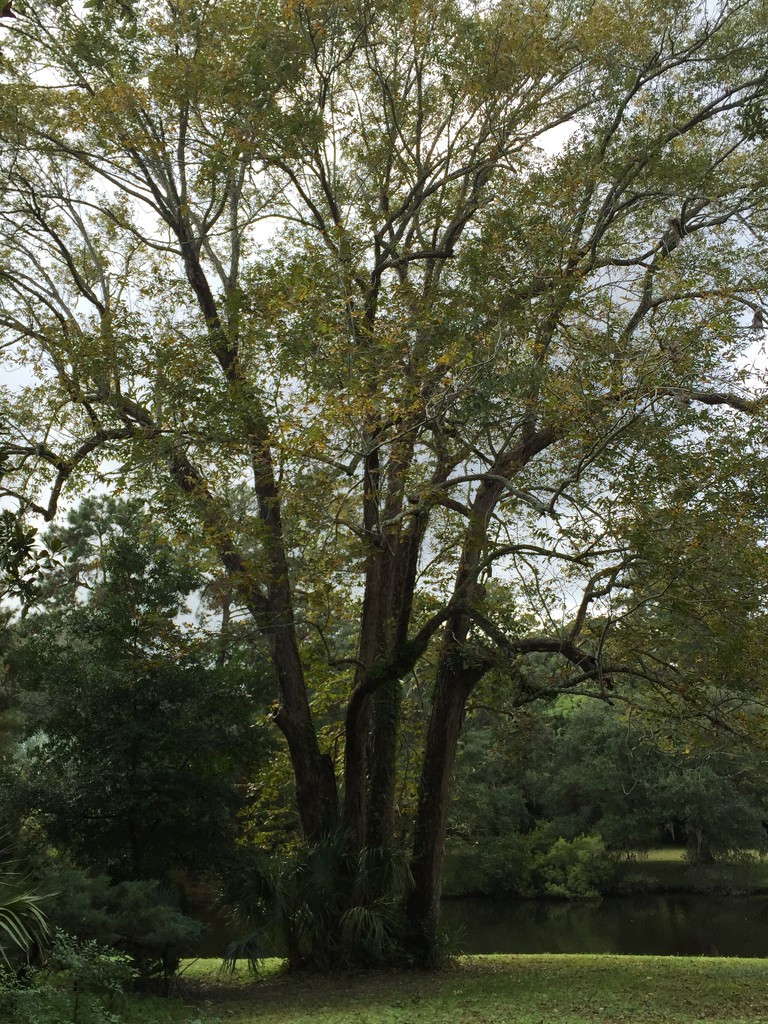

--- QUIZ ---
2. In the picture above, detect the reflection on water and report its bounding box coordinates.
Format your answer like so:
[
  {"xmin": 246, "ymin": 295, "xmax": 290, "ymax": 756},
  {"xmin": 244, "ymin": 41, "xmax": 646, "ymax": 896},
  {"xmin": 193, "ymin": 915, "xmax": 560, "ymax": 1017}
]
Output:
[
  {"xmin": 441, "ymin": 894, "xmax": 768, "ymax": 957},
  {"xmin": 198, "ymin": 894, "xmax": 768, "ymax": 958}
]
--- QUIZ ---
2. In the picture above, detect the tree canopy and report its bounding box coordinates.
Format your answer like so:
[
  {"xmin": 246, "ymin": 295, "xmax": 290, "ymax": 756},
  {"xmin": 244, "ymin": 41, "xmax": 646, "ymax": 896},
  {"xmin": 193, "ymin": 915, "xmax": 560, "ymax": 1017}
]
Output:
[{"xmin": 1, "ymin": 0, "xmax": 767, "ymax": 962}]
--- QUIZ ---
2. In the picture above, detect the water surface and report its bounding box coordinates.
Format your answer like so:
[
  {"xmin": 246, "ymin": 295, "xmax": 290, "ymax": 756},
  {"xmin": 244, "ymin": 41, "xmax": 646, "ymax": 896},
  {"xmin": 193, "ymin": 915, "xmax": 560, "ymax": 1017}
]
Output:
[{"xmin": 441, "ymin": 894, "xmax": 768, "ymax": 958}]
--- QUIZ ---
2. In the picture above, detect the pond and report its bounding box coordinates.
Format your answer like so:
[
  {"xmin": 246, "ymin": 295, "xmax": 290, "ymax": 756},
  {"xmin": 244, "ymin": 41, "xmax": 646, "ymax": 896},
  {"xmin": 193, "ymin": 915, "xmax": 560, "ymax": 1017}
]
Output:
[
  {"xmin": 441, "ymin": 894, "xmax": 768, "ymax": 958},
  {"xmin": 198, "ymin": 894, "xmax": 768, "ymax": 959}
]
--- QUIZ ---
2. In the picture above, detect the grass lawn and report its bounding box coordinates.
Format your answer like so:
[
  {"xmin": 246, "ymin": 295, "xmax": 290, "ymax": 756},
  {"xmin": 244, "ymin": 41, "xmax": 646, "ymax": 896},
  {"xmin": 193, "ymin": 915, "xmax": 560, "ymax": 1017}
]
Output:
[
  {"xmin": 116, "ymin": 954, "xmax": 768, "ymax": 1024},
  {"xmin": 615, "ymin": 849, "xmax": 768, "ymax": 893}
]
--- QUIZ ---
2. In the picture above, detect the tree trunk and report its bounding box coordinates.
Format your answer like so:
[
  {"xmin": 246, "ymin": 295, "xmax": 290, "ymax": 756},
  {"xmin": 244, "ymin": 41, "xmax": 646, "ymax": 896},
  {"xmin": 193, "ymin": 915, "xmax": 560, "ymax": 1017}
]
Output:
[
  {"xmin": 404, "ymin": 649, "xmax": 486, "ymax": 963},
  {"xmin": 366, "ymin": 676, "xmax": 401, "ymax": 850},
  {"xmin": 271, "ymin": 631, "xmax": 338, "ymax": 841},
  {"xmin": 344, "ymin": 477, "xmax": 422, "ymax": 849}
]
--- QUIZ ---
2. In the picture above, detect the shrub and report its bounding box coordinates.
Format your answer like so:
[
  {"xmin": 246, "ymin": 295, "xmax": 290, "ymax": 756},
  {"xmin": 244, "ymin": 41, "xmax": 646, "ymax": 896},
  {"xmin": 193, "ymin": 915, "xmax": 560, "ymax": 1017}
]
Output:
[
  {"xmin": 443, "ymin": 829, "xmax": 617, "ymax": 898},
  {"xmin": 529, "ymin": 834, "xmax": 617, "ymax": 898},
  {"xmin": 443, "ymin": 833, "xmax": 534, "ymax": 897},
  {"xmin": 477, "ymin": 834, "xmax": 533, "ymax": 895},
  {"xmin": 0, "ymin": 930, "xmax": 135, "ymax": 1024},
  {"xmin": 40, "ymin": 870, "xmax": 202, "ymax": 983},
  {"xmin": 221, "ymin": 832, "xmax": 412, "ymax": 970}
]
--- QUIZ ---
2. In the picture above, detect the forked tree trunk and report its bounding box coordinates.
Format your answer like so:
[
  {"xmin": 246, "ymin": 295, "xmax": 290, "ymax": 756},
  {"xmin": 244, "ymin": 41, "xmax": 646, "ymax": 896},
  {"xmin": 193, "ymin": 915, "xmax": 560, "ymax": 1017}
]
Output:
[{"xmin": 344, "ymin": 471, "xmax": 425, "ymax": 851}]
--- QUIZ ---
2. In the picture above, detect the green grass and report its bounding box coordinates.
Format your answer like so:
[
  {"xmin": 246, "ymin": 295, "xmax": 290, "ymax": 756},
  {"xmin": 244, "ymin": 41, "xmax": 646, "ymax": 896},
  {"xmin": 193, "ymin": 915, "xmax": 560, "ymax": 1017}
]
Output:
[
  {"xmin": 114, "ymin": 954, "xmax": 768, "ymax": 1024},
  {"xmin": 642, "ymin": 849, "xmax": 690, "ymax": 863},
  {"xmin": 614, "ymin": 850, "xmax": 768, "ymax": 894}
]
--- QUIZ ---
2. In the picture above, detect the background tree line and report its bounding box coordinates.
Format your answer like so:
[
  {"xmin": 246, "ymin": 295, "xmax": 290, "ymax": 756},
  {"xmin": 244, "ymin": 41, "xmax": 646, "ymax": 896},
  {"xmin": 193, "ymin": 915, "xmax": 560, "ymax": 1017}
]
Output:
[{"xmin": 445, "ymin": 697, "xmax": 768, "ymax": 899}]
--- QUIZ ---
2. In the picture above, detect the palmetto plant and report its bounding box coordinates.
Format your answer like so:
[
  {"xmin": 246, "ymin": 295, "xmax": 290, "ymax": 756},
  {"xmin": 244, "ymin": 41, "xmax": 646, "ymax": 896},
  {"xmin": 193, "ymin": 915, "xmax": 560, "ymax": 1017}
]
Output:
[
  {"xmin": 0, "ymin": 877, "xmax": 50, "ymax": 965},
  {"xmin": 222, "ymin": 831, "xmax": 413, "ymax": 970}
]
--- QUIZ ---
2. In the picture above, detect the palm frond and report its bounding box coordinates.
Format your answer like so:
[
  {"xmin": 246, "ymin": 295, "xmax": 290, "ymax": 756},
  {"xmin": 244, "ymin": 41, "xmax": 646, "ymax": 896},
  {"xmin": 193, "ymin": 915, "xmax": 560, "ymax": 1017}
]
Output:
[{"xmin": 0, "ymin": 886, "xmax": 51, "ymax": 964}]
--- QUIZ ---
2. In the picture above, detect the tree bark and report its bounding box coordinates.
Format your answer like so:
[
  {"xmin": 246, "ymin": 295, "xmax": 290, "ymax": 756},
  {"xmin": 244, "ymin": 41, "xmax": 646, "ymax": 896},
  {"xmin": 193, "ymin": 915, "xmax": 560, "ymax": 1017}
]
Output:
[
  {"xmin": 366, "ymin": 676, "xmax": 401, "ymax": 850},
  {"xmin": 405, "ymin": 646, "xmax": 486, "ymax": 962},
  {"xmin": 403, "ymin": 469, "xmax": 513, "ymax": 959},
  {"xmin": 271, "ymin": 635, "xmax": 339, "ymax": 840}
]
